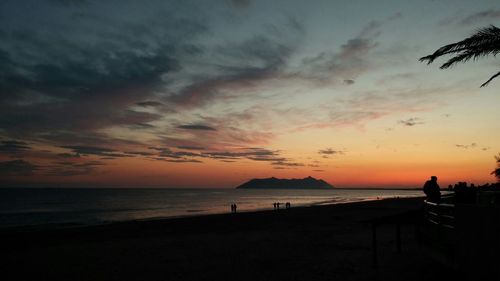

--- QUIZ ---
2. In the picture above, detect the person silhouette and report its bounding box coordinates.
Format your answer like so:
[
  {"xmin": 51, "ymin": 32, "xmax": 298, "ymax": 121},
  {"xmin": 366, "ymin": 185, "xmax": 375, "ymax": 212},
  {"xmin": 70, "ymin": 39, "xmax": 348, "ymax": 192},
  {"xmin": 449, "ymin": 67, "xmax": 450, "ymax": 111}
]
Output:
[
  {"xmin": 233, "ymin": 203, "xmax": 237, "ymax": 213},
  {"xmin": 273, "ymin": 202, "xmax": 277, "ymax": 210},
  {"xmin": 423, "ymin": 176, "xmax": 441, "ymax": 203}
]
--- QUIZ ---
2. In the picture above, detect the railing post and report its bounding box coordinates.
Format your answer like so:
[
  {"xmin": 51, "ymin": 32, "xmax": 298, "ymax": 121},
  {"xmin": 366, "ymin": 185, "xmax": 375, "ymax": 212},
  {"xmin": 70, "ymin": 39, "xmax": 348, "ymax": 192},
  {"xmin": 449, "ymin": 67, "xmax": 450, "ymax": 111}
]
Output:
[
  {"xmin": 396, "ymin": 223, "xmax": 401, "ymax": 253},
  {"xmin": 372, "ymin": 223, "xmax": 377, "ymax": 268}
]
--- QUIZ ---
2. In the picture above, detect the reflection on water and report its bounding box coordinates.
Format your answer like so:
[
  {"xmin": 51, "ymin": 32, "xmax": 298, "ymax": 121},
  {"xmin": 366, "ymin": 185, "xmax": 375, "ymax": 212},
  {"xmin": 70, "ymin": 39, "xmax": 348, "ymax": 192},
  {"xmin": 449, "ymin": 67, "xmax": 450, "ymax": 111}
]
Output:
[{"xmin": 0, "ymin": 188, "xmax": 422, "ymax": 228}]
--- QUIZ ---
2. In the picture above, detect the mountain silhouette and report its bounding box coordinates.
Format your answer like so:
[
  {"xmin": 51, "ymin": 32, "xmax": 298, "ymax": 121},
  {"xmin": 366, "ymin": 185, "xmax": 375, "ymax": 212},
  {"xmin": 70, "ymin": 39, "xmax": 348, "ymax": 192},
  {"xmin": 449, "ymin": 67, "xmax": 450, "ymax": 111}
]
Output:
[{"xmin": 236, "ymin": 176, "xmax": 334, "ymax": 189}]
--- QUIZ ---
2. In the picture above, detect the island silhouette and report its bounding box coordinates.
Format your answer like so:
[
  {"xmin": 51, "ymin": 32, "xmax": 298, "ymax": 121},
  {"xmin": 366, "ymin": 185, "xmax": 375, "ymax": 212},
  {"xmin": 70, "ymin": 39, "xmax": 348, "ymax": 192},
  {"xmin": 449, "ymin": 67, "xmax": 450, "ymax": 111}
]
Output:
[{"xmin": 236, "ymin": 176, "xmax": 334, "ymax": 189}]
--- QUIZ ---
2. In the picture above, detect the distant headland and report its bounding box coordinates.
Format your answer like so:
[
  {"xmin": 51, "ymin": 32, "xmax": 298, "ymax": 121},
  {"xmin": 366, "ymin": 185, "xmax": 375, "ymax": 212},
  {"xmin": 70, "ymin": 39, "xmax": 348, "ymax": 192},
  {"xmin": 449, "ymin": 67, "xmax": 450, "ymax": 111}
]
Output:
[{"xmin": 236, "ymin": 176, "xmax": 334, "ymax": 190}]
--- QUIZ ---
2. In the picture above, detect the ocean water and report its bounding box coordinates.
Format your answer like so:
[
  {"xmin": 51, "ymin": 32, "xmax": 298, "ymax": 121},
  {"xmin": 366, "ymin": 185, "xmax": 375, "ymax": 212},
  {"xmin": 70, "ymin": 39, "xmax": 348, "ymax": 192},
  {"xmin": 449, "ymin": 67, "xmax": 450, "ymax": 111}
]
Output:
[{"xmin": 0, "ymin": 188, "xmax": 423, "ymax": 228}]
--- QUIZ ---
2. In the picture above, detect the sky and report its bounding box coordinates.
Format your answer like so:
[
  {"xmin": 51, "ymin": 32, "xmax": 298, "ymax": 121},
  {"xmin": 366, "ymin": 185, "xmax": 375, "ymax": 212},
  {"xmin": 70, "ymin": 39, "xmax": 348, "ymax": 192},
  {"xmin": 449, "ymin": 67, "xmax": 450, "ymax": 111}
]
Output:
[{"xmin": 1, "ymin": 0, "xmax": 500, "ymax": 188}]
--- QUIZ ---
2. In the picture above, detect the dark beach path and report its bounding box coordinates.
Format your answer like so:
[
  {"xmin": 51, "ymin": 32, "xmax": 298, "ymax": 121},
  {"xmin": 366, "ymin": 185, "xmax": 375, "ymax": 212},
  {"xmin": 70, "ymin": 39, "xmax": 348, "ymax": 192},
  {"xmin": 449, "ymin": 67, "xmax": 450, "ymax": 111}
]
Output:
[{"xmin": 2, "ymin": 197, "xmax": 463, "ymax": 281}]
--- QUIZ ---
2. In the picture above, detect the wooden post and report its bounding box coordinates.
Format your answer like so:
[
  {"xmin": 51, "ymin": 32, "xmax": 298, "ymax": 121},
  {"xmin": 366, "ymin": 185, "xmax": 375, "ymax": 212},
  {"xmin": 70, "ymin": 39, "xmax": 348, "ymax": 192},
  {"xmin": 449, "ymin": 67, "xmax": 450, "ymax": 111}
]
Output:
[
  {"xmin": 372, "ymin": 223, "xmax": 378, "ymax": 268},
  {"xmin": 396, "ymin": 223, "xmax": 401, "ymax": 253}
]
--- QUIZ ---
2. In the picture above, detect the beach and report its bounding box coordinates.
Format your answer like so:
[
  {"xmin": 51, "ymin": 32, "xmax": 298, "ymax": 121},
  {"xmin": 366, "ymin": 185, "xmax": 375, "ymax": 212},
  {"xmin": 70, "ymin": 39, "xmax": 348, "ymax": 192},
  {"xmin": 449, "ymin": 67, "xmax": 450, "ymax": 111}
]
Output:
[{"xmin": 2, "ymin": 197, "xmax": 463, "ymax": 281}]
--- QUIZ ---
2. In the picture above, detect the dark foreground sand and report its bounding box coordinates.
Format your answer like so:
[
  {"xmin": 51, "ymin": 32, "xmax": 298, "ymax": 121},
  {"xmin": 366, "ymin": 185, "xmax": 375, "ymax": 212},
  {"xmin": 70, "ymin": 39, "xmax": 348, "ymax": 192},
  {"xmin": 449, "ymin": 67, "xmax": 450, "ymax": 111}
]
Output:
[{"xmin": 2, "ymin": 198, "xmax": 465, "ymax": 281}]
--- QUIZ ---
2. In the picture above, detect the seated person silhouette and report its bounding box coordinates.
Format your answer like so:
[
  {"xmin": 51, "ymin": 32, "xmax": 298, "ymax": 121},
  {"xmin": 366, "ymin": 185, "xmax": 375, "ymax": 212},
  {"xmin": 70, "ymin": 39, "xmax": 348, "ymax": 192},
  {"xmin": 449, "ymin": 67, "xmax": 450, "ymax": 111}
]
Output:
[{"xmin": 423, "ymin": 176, "xmax": 441, "ymax": 203}]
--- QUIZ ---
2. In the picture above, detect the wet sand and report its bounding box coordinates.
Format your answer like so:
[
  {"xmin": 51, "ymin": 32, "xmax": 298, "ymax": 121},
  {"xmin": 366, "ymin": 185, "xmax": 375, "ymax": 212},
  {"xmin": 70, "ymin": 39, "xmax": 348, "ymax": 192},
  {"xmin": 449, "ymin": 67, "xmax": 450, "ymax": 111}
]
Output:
[{"xmin": 2, "ymin": 197, "xmax": 464, "ymax": 281}]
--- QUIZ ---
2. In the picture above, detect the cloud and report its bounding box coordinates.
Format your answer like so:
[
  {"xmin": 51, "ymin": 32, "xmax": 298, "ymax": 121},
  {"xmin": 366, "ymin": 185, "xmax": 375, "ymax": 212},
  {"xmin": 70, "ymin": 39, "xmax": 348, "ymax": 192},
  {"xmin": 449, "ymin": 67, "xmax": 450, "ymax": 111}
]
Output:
[
  {"xmin": 57, "ymin": 152, "xmax": 81, "ymax": 158},
  {"xmin": 202, "ymin": 148, "xmax": 281, "ymax": 161},
  {"xmin": 0, "ymin": 1, "xmax": 208, "ymax": 143},
  {"xmin": 227, "ymin": 0, "xmax": 252, "ymax": 8},
  {"xmin": 46, "ymin": 160, "xmax": 105, "ymax": 176},
  {"xmin": 0, "ymin": 140, "xmax": 31, "ymax": 153},
  {"xmin": 148, "ymin": 147, "xmax": 203, "ymax": 163},
  {"xmin": 271, "ymin": 160, "xmax": 305, "ymax": 167},
  {"xmin": 47, "ymin": 0, "xmax": 87, "ymax": 5},
  {"xmin": 130, "ymin": 123, "xmax": 156, "ymax": 130},
  {"xmin": 455, "ymin": 143, "xmax": 491, "ymax": 152},
  {"xmin": 460, "ymin": 9, "xmax": 500, "ymax": 25},
  {"xmin": 177, "ymin": 124, "xmax": 217, "ymax": 131},
  {"xmin": 296, "ymin": 16, "xmax": 400, "ymax": 83},
  {"xmin": 0, "ymin": 159, "xmax": 37, "ymax": 176},
  {"xmin": 318, "ymin": 148, "xmax": 345, "ymax": 156},
  {"xmin": 455, "ymin": 143, "xmax": 477, "ymax": 149},
  {"xmin": 0, "ymin": 3, "xmax": 432, "ymax": 184},
  {"xmin": 164, "ymin": 159, "xmax": 203, "ymax": 163},
  {"xmin": 125, "ymin": 151, "xmax": 156, "ymax": 156},
  {"xmin": 148, "ymin": 146, "xmax": 297, "ymax": 166},
  {"xmin": 153, "ymin": 16, "xmax": 305, "ymax": 109},
  {"xmin": 398, "ymin": 117, "xmax": 424, "ymax": 127},
  {"xmin": 135, "ymin": 101, "xmax": 164, "ymax": 107},
  {"xmin": 61, "ymin": 145, "xmax": 127, "ymax": 157},
  {"xmin": 177, "ymin": 146, "xmax": 205, "ymax": 150}
]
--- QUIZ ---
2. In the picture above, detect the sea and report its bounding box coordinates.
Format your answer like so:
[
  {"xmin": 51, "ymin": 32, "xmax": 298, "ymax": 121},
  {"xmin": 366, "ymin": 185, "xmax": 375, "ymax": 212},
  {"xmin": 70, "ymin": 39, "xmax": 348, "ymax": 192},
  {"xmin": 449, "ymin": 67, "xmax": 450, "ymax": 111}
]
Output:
[{"xmin": 0, "ymin": 188, "xmax": 423, "ymax": 228}]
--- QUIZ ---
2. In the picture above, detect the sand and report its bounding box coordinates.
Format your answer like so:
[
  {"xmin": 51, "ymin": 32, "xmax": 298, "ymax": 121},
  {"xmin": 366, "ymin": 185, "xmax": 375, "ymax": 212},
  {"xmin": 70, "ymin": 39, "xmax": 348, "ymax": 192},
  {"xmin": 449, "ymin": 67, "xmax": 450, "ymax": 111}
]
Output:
[{"xmin": 2, "ymin": 197, "xmax": 466, "ymax": 281}]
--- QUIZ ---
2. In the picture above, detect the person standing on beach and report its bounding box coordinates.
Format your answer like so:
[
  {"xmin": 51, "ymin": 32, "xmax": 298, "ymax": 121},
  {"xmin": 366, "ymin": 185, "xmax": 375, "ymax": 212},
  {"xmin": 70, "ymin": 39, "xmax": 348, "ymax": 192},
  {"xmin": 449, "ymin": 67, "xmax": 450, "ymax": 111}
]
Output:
[{"xmin": 423, "ymin": 176, "xmax": 441, "ymax": 203}]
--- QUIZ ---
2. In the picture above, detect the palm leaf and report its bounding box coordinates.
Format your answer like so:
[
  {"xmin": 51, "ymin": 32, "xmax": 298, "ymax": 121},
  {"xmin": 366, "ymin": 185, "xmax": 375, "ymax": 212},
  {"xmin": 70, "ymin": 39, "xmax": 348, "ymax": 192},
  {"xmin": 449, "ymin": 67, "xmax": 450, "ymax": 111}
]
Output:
[{"xmin": 420, "ymin": 25, "xmax": 500, "ymax": 87}]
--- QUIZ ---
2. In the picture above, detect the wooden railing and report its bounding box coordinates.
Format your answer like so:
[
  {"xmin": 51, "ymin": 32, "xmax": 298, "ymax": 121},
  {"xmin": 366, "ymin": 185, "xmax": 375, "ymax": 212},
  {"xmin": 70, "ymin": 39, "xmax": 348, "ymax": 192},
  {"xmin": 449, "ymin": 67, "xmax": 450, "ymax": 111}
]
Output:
[
  {"xmin": 419, "ymin": 197, "xmax": 457, "ymax": 268},
  {"xmin": 423, "ymin": 200, "xmax": 455, "ymax": 229}
]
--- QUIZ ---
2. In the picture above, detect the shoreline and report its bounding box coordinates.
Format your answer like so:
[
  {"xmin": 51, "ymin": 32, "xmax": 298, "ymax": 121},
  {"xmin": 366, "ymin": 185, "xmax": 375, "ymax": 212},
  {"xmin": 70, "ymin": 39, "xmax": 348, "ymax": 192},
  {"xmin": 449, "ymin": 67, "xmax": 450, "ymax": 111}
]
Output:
[
  {"xmin": 0, "ymin": 194, "xmax": 424, "ymax": 232},
  {"xmin": 4, "ymin": 196, "xmax": 464, "ymax": 281},
  {"xmin": 1, "ymin": 197, "xmax": 426, "ymax": 244}
]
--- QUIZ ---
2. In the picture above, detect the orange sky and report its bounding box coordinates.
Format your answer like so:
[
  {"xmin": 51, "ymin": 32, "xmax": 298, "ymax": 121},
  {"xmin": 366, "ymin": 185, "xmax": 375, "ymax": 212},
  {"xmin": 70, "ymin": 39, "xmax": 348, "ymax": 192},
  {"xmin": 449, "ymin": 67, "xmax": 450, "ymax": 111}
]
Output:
[{"xmin": 1, "ymin": 0, "xmax": 500, "ymax": 188}]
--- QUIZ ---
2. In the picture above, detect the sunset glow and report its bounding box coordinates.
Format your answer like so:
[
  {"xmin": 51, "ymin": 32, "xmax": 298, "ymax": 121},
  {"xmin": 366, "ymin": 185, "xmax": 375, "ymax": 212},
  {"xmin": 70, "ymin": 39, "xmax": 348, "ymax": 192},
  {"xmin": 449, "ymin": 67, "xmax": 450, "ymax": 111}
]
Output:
[{"xmin": 1, "ymin": 0, "xmax": 500, "ymax": 188}]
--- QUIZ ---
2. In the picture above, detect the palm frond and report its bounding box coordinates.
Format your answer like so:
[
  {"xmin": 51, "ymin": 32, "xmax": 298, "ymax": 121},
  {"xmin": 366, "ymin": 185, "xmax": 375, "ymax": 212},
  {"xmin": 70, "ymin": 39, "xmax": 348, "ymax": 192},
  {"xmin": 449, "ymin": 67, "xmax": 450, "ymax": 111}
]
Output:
[
  {"xmin": 420, "ymin": 25, "xmax": 500, "ymax": 64},
  {"xmin": 481, "ymin": 70, "xmax": 500, "ymax": 87},
  {"xmin": 420, "ymin": 25, "xmax": 500, "ymax": 87},
  {"xmin": 440, "ymin": 45, "xmax": 500, "ymax": 69}
]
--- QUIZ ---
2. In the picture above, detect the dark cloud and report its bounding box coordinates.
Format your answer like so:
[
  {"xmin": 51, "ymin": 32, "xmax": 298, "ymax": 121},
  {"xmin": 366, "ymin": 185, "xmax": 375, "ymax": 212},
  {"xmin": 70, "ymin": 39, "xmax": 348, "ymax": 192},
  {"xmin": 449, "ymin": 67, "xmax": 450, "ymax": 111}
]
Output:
[
  {"xmin": 398, "ymin": 117, "xmax": 424, "ymax": 127},
  {"xmin": 177, "ymin": 146, "xmax": 205, "ymax": 150},
  {"xmin": 177, "ymin": 124, "xmax": 217, "ymax": 131},
  {"xmin": 164, "ymin": 159, "xmax": 203, "ymax": 163},
  {"xmin": 298, "ymin": 24, "xmax": 380, "ymax": 82},
  {"xmin": 148, "ymin": 146, "xmax": 288, "ymax": 165},
  {"xmin": 148, "ymin": 147, "xmax": 203, "ymax": 162},
  {"xmin": 202, "ymin": 148, "xmax": 280, "ymax": 161},
  {"xmin": 271, "ymin": 160, "xmax": 305, "ymax": 167},
  {"xmin": 0, "ymin": 159, "xmax": 37, "ymax": 176},
  {"xmin": 47, "ymin": 160, "xmax": 105, "ymax": 176},
  {"xmin": 61, "ymin": 145, "xmax": 127, "ymax": 157},
  {"xmin": 135, "ymin": 101, "xmax": 164, "ymax": 107},
  {"xmin": 455, "ymin": 143, "xmax": 477, "ymax": 149},
  {"xmin": 227, "ymin": 0, "xmax": 252, "ymax": 8},
  {"xmin": 0, "ymin": 140, "xmax": 31, "ymax": 153},
  {"xmin": 39, "ymin": 131, "xmax": 142, "ymax": 149},
  {"xmin": 57, "ymin": 152, "xmax": 81, "ymax": 158},
  {"xmin": 0, "ymin": 2, "xmax": 207, "ymax": 143},
  {"xmin": 48, "ymin": 0, "xmax": 87, "ymax": 5},
  {"xmin": 125, "ymin": 151, "xmax": 155, "ymax": 156},
  {"xmin": 460, "ymin": 9, "xmax": 500, "ymax": 25},
  {"xmin": 318, "ymin": 148, "xmax": 345, "ymax": 156},
  {"xmin": 130, "ymin": 123, "xmax": 156, "ymax": 130},
  {"xmin": 248, "ymin": 156, "xmax": 287, "ymax": 162},
  {"xmin": 165, "ymin": 24, "xmax": 302, "ymax": 108}
]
